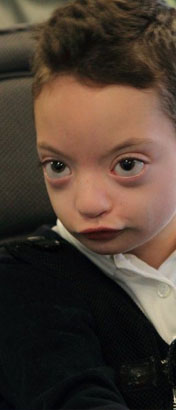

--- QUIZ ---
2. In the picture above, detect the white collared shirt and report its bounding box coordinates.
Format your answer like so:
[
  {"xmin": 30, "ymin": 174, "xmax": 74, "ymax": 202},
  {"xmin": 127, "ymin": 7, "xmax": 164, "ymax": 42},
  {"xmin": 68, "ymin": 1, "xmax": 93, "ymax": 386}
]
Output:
[{"xmin": 52, "ymin": 219, "xmax": 176, "ymax": 345}]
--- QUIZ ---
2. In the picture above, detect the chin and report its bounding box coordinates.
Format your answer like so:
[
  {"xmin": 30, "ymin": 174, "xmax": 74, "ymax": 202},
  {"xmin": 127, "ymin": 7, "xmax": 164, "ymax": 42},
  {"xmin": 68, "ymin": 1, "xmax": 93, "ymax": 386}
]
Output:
[
  {"xmin": 81, "ymin": 240, "xmax": 124, "ymax": 255},
  {"xmin": 81, "ymin": 235, "xmax": 141, "ymax": 256}
]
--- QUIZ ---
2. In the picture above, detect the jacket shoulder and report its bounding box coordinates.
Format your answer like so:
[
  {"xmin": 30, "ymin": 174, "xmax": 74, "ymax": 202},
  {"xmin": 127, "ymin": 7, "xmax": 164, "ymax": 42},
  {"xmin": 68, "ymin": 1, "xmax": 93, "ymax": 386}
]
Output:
[
  {"xmin": 0, "ymin": 225, "xmax": 62, "ymax": 264},
  {"xmin": 0, "ymin": 245, "xmax": 14, "ymax": 262}
]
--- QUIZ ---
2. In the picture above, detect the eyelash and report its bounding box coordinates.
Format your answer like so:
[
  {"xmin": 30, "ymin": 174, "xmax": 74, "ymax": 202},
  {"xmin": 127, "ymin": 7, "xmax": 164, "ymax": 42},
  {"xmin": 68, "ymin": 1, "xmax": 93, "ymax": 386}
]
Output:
[
  {"xmin": 112, "ymin": 157, "xmax": 146, "ymax": 178},
  {"xmin": 38, "ymin": 160, "xmax": 71, "ymax": 179},
  {"xmin": 38, "ymin": 156, "xmax": 146, "ymax": 181}
]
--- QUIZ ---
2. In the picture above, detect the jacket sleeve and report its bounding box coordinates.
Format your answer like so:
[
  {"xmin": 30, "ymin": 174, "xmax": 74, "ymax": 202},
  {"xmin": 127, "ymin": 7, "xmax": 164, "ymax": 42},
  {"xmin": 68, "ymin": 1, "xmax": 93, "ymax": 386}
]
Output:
[{"xmin": 0, "ymin": 247, "xmax": 129, "ymax": 410}]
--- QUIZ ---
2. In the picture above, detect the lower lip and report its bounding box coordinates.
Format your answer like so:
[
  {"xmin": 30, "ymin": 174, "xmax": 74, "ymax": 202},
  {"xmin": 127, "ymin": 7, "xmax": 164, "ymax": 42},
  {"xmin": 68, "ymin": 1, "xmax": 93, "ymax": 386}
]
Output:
[{"xmin": 81, "ymin": 231, "xmax": 122, "ymax": 241}]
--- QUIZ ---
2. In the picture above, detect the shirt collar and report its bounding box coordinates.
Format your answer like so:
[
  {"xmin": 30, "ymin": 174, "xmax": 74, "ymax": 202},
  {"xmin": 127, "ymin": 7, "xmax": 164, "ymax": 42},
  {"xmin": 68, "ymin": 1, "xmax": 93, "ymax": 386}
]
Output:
[{"xmin": 52, "ymin": 219, "xmax": 176, "ymax": 284}]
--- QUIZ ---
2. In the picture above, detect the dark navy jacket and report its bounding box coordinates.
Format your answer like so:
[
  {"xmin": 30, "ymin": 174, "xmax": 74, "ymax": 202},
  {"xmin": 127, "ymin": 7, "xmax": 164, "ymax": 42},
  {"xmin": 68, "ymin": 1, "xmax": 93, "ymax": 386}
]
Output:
[{"xmin": 0, "ymin": 225, "xmax": 175, "ymax": 410}]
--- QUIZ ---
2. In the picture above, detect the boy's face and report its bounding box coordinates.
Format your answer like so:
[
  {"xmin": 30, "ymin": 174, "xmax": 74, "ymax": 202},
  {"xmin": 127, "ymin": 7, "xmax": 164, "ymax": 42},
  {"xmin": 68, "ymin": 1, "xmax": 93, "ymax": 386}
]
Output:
[{"xmin": 35, "ymin": 75, "xmax": 176, "ymax": 266}]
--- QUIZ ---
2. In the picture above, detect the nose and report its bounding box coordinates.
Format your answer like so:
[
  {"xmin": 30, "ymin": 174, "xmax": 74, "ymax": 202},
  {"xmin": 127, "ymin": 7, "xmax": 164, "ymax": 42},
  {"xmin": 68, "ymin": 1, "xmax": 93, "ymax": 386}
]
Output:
[{"xmin": 75, "ymin": 176, "xmax": 112, "ymax": 219}]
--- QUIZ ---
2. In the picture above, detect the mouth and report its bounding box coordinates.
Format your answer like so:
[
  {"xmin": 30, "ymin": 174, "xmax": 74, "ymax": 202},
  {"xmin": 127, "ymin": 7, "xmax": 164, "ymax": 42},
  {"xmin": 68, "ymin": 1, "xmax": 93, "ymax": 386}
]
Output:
[{"xmin": 78, "ymin": 228, "xmax": 123, "ymax": 241}]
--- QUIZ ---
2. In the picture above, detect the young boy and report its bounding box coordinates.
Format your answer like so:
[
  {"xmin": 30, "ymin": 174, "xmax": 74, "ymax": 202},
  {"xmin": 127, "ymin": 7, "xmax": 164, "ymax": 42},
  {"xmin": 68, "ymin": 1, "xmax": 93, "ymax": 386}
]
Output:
[{"xmin": 1, "ymin": 0, "xmax": 176, "ymax": 409}]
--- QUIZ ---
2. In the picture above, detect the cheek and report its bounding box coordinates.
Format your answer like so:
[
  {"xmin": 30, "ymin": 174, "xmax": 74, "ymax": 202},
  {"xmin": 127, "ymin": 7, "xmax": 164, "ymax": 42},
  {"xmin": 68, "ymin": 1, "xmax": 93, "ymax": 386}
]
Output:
[
  {"xmin": 118, "ymin": 175, "xmax": 174, "ymax": 224},
  {"xmin": 45, "ymin": 183, "xmax": 74, "ymax": 222},
  {"xmin": 134, "ymin": 177, "xmax": 176, "ymax": 232}
]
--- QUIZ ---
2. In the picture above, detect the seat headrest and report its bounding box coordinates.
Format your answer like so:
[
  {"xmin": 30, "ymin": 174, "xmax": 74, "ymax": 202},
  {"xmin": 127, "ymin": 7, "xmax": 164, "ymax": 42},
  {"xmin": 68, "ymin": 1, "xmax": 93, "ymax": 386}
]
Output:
[
  {"xmin": 0, "ymin": 25, "xmax": 56, "ymax": 242},
  {"xmin": 0, "ymin": 25, "xmax": 35, "ymax": 78}
]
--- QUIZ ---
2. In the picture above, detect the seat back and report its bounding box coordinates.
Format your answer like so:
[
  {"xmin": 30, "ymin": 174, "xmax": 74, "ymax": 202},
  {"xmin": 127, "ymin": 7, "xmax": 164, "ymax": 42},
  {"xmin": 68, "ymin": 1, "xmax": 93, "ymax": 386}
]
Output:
[{"xmin": 0, "ymin": 25, "xmax": 55, "ymax": 242}]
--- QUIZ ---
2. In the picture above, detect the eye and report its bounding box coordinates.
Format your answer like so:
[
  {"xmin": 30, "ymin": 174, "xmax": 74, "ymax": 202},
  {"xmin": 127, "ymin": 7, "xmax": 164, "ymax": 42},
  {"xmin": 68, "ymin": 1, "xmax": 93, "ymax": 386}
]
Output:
[
  {"xmin": 42, "ymin": 160, "xmax": 71, "ymax": 180},
  {"xmin": 113, "ymin": 158, "xmax": 145, "ymax": 177}
]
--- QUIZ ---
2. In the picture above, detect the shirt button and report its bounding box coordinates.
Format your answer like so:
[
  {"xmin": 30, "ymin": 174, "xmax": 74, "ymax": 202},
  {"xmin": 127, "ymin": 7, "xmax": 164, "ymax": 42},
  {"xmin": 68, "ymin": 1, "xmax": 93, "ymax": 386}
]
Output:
[{"xmin": 157, "ymin": 283, "xmax": 171, "ymax": 298}]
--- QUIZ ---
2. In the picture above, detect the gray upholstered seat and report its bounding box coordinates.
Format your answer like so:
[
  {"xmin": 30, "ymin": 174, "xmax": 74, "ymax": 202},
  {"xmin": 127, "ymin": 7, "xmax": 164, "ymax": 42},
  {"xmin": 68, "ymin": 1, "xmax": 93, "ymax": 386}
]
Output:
[{"xmin": 0, "ymin": 25, "xmax": 55, "ymax": 242}]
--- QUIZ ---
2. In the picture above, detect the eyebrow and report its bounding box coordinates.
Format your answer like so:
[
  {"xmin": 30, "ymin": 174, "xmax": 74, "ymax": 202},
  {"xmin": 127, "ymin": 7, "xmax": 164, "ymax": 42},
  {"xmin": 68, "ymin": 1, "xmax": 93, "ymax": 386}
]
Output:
[
  {"xmin": 37, "ymin": 143, "xmax": 71, "ymax": 161},
  {"xmin": 102, "ymin": 137, "xmax": 154, "ymax": 157},
  {"xmin": 37, "ymin": 138, "xmax": 154, "ymax": 158}
]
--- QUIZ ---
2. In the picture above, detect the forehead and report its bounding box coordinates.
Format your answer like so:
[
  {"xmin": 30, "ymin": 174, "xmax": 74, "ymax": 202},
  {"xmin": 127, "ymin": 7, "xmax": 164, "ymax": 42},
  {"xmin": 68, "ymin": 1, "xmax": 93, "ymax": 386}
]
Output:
[
  {"xmin": 35, "ymin": 75, "xmax": 173, "ymax": 156},
  {"xmin": 35, "ymin": 75, "xmax": 162, "ymax": 122}
]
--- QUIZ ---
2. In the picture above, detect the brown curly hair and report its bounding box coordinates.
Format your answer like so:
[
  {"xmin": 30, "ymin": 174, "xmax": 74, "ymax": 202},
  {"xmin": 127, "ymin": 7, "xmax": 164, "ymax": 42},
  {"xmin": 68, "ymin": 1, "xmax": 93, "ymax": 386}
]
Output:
[{"xmin": 32, "ymin": 0, "xmax": 176, "ymax": 126}]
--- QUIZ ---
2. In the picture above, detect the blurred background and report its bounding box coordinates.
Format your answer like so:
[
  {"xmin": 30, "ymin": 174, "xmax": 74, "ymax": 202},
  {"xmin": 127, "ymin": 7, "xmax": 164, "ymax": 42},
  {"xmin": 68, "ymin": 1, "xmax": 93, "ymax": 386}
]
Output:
[
  {"xmin": 168, "ymin": 0, "xmax": 176, "ymax": 4},
  {"xmin": 0, "ymin": 0, "xmax": 175, "ymax": 29},
  {"xmin": 0, "ymin": 0, "xmax": 70, "ymax": 28}
]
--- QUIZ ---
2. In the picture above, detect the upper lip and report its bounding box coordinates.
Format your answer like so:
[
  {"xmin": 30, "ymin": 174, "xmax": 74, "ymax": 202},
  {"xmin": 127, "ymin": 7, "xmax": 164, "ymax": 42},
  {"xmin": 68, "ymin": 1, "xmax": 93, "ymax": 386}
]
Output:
[{"xmin": 79, "ymin": 227, "xmax": 121, "ymax": 234}]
